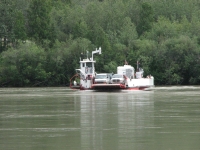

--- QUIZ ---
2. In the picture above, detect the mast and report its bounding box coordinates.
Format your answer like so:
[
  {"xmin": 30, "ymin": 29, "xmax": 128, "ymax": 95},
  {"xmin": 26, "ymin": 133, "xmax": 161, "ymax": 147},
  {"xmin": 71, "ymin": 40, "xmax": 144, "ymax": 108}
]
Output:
[{"xmin": 92, "ymin": 47, "xmax": 101, "ymax": 61}]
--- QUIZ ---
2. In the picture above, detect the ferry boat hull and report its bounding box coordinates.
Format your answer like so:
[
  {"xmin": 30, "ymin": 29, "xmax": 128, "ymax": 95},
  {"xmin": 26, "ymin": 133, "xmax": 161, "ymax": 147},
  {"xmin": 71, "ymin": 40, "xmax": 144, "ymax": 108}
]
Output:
[{"xmin": 72, "ymin": 84, "xmax": 153, "ymax": 91}]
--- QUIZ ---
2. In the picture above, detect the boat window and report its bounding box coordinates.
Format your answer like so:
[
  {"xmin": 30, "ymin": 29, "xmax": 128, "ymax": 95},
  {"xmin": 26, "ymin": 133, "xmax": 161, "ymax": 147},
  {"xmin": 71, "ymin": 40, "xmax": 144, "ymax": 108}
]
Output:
[
  {"xmin": 86, "ymin": 62, "xmax": 92, "ymax": 67},
  {"xmin": 112, "ymin": 74, "xmax": 123, "ymax": 78},
  {"xmin": 95, "ymin": 74, "xmax": 107, "ymax": 79},
  {"xmin": 82, "ymin": 63, "xmax": 85, "ymax": 67}
]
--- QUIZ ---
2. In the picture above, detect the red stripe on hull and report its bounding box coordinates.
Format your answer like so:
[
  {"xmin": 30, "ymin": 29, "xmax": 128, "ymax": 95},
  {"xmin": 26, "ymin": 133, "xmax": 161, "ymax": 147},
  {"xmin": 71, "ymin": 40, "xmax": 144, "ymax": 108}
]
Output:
[
  {"xmin": 71, "ymin": 83, "xmax": 151, "ymax": 91},
  {"xmin": 127, "ymin": 87, "xmax": 147, "ymax": 90}
]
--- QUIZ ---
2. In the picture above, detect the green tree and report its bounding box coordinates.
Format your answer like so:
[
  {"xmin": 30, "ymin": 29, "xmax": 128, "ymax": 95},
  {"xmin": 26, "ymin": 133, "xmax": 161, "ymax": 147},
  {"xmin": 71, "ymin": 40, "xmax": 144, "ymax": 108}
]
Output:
[
  {"xmin": 14, "ymin": 10, "xmax": 27, "ymax": 42},
  {"xmin": 14, "ymin": 0, "xmax": 31, "ymax": 13},
  {"xmin": 0, "ymin": 42, "xmax": 49, "ymax": 86},
  {"xmin": 0, "ymin": 0, "xmax": 15, "ymax": 52},
  {"xmin": 52, "ymin": 0, "xmax": 71, "ymax": 6},
  {"xmin": 73, "ymin": 19, "xmax": 88, "ymax": 39},
  {"xmin": 103, "ymin": 61, "xmax": 117, "ymax": 73},
  {"xmin": 151, "ymin": 0, "xmax": 200, "ymax": 21},
  {"xmin": 136, "ymin": 2, "xmax": 154, "ymax": 36},
  {"xmin": 163, "ymin": 36, "xmax": 199, "ymax": 85},
  {"xmin": 145, "ymin": 16, "xmax": 181, "ymax": 43},
  {"xmin": 119, "ymin": 17, "xmax": 138, "ymax": 61},
  {"xmin": 27, "ymin": 0, "xmax": 55, "ymax": 45}
]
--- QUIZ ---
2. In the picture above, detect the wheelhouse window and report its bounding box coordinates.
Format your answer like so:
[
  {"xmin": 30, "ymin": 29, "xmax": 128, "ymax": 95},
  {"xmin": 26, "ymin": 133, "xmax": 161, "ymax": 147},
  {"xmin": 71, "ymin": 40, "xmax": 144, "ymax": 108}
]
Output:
[{"xmin": 86, "ymin": 62, "xmax": 92, "ymax": 67}]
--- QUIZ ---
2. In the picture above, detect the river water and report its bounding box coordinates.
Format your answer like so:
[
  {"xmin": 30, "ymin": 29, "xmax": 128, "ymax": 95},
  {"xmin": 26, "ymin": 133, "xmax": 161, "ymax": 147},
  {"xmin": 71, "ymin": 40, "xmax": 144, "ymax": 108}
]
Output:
[{"xmin": 0, "ymin": 87, "xmax": 200, "ymax": 150}]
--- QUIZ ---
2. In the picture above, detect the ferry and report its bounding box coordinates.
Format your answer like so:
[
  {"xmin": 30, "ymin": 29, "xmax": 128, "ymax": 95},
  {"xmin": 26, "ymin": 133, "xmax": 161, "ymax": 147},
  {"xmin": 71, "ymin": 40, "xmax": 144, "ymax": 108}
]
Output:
[{"xmin": 70, "ymin": 47, "xmax": 154, "ymax": 91}]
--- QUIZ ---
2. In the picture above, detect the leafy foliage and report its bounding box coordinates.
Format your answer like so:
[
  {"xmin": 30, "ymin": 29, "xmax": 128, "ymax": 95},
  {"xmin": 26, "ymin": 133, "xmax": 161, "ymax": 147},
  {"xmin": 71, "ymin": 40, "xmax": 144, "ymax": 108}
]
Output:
[
  {"xmin": 27, "ymin": 0, "xmax": 55, "ymax": 45},
  {"xmin": 0, "ymin": 0, "xmax": 15, "ymax": 52},
  {"xmin": 1, "ymin": 0, "xmax": 200, "ymax": 86},
  {"xmin": 136, "ymin": 2, "xmax": 154, "ymax": 36},
  {"xmin": 0, "ymin": 42, "xmax": 49, "ymax": 86}
]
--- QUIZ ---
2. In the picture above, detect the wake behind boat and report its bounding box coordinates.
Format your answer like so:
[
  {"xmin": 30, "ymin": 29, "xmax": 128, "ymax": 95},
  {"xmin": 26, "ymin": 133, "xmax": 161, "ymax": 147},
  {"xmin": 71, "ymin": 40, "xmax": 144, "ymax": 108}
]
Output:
[{"xmin": 70, "ymin": 48, "xmax": 154, "ymax": 91}]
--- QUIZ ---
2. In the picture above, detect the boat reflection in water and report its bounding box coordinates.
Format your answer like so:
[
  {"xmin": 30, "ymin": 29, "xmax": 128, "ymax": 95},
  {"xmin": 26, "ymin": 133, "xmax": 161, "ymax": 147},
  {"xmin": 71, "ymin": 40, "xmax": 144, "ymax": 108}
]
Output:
[{"xmin": 75, "ymin": 91, "xmax": 154, "ymax": 150}]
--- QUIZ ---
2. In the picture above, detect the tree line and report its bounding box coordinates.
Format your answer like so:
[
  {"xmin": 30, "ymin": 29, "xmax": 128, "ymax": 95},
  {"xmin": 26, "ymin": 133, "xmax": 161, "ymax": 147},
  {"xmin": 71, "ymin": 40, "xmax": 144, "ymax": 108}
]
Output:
[{"xmin": 0, "ymin": 0, "xmax": 200, "ymax": 87}]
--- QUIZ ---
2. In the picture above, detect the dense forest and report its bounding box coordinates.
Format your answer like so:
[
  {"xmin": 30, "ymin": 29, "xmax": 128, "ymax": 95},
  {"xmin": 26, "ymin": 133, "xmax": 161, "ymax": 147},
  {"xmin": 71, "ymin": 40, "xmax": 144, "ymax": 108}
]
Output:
[{"xmin": 1, "ymin": 0, "xmax": 200, "ymax": 87}]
